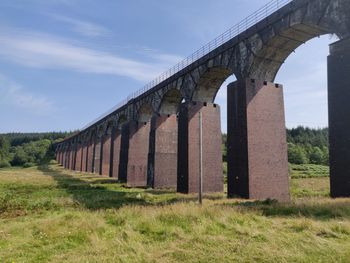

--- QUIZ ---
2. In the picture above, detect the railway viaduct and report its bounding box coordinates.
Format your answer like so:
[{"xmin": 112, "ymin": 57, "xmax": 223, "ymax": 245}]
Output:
[{"xmin": 55, "ymin": 0, "xmax": 350, "ymax": 201}]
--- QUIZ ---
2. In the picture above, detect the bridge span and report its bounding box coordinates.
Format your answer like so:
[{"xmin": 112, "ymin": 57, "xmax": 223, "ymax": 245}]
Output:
[{"xmin": 55, "ymin": 0, "xmax": 350, "ymax": 201}]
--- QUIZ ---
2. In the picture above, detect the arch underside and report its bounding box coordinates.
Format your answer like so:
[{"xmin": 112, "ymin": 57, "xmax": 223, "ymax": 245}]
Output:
[
  {"xmin": 159, "ymin": 88, "xmax": 183, "ymax": 115},
  {"xmin": 137, "ymin": 103, "xmax": 153, "ymax": 122},
  {"xmin": 192, "ymin": 67, "xmax": 232, "ymax": 103},
  {"xmin": 250, "ymin": 23, "xmax": 332, "ymax": 81}
]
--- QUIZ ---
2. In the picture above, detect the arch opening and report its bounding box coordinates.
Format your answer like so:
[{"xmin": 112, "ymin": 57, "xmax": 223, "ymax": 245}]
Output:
[
  {"xmin": 275, "ymin": 34, "xmax": 338, "ymax": 130},
  {"xmin": 273, "ymin": 34, "xmax": 339, "ymax": 178}
]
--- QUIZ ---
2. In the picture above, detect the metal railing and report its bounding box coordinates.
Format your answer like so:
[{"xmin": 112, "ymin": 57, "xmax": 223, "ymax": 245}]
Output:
[{"xmin": 82, "ymin": 0, "xmax": 292, "ymax": 130}]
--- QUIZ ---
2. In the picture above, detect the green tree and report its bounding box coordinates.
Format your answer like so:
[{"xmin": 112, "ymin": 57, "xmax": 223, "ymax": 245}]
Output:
[
  {"xmin": 0, "ymin": 135, "xmax": 10, "ymax": 162},
  {"xmin": 288, "ymin": 143, "xmax": 308, "ymax": 164},
  {"xmin": 11, "ymin": 147, "xmax": 29, "ymax": 166},
  {"xmin": 309, "ymin": 147, "xmax": 324, "ymax": 164}
]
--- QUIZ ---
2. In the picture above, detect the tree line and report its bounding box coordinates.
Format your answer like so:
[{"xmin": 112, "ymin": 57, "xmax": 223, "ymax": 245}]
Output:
[
  {"xmin": 287, "ymin": 127, "xmax": 328, "ymax": 165},
  {"xmin": 0, "ymin": 132, "xmax": 74, "ymax": 168},
  {"xmin": 222, "ymin": 126, "xmax": 328, "ymax": 165},
  {"xmin": 0, "ymin": 126, "xmax": 328, "ymax": 168}
]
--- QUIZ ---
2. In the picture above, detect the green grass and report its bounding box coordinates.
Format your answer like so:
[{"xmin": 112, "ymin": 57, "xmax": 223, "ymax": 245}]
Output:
[
  {"xmin": 0, "ymin": 165, "xmax": 349, "ymax": 263},
  {"xmin": 290, "ymin": 164, "xmax": 329, "ymax": 179}
]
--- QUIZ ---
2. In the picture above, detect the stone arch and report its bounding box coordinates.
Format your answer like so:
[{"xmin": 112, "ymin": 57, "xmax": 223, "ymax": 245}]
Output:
[
  {"xmin": 245, "ymin": 0, "xmax": 350, "ymax": 81},
  {"xmin": 136, "ymin": 103, "xmax": 153, "ymax": 122},
  {"xmin": 116, "ymin": 113, "xmax": 128, "ymax": 129},
  {"xmin": 88, "ymin": 127, "xmax": 97, "ymax": 142},
  {"xmin": 96, "ymin": 124, "xmax": 105, "ymax": 139},
  {"xmin": 158, "ymin": 88, "xmax": 183, "ymax": 115},
  {"xmin": 191, "ymin": 67, "xmax": 233, "ymax": 102},
  {"xmin": 104, "ymin": 117, "xmax": 117, "ymax": 135}
]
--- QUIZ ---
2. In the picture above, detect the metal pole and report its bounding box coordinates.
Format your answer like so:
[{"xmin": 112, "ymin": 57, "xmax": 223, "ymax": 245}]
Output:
[{"xmin": 199, "ymin": 111, "xmax": 203, "ymax": 205}]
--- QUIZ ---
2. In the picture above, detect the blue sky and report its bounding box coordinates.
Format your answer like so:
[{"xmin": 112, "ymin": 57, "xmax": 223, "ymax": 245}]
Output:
[{"xmin": 0, "ymin": 0, "xmax": 337, "ymax": 133}]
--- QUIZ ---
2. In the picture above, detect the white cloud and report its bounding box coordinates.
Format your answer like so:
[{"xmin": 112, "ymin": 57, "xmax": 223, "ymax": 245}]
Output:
[
  {"xmin": 0, "ymin": 74, "xmax": 54, "ymax": 115},
  {"xmin": 0, "ymin": 27, "xmax": 183, "ymax": 82},
  {"xmin": 50, "ymin": 14, "xmax": 112, "ymax": 37}
]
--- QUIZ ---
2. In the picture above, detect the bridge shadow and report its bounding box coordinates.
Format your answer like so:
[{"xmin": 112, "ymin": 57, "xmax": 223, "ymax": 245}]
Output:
[
  {"xmin": 221, "ymin": 198, "xmax": 350, "ymax": 220},
  {"xmin": 37, "ymin": 165, "xmax": 223, "ymax": 210},
  {"xmin": 38, "ymin": 165, "xmax": 149, "ymax": 210}
]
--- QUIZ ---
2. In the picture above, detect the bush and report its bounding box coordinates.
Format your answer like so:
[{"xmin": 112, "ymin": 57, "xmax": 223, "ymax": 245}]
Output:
[
  {"xmin": 309, "ymin": 147, "xmax": 324, "ymax": 165},
  {"xmin": 0, "ymin": 160, "xmax": 11, "ymax": 168},
  {"xmin": 23, "ymin": 162, "xmax": 35, "ymax": 168},
  {"xmin": 9, "ymin": 139, "xmax": 53, "ymax": 167},
  {"xmin": 288, "ymin": 144, "xmax": 308, "ymax": 164},
  {"xmin": 11, "ymin": 147, "xmax": 29, "ymax": 166}
]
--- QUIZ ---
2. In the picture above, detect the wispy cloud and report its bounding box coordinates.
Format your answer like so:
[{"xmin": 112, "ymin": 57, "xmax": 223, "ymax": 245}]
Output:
[
  {"xmin": 0, "ymin": 27, "xmax": 183, "ymax": 82},
  {"xmin": 50, "ymin": 14, "xmax": 112, "ymax": 37},
  {"xmin": 0, "ymin": 74, "xmax": 54, "ymax": 115}
]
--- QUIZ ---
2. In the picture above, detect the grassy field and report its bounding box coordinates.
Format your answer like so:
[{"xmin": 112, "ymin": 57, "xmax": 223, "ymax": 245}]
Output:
[
  {"xmin": 290, "ymin": 164, "xmax": 329, "ymax": 179},
  {"xmin": 0, "ymin": 164, "xmax": 350, "ymax": 263}
]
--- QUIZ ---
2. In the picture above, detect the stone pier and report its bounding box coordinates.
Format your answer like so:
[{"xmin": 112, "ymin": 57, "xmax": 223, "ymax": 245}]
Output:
[
  {"xmin": 227, "ymin": 79, "xmax": 290, "ymax": 202},
  {"xmin": 101, "ymin": 133, "xmax": 112, "ymax": 177},
  {"xmin": 125, "ymin": 121, "xmax": 151, "ymax": 187},
  {"xmin": 177, "ymin": 102, "xmax": 223, "ymax": 193},
  {"xmin": 148, "ymin": 114, "xmax": 178, "ymax": 189},
  {"xmin": 328, "ymin": 38, "xmax": 350, "ymax": 198},
  {"xmin": 111, "ymin": 129, "xmax": 122, "ymax": 179}
]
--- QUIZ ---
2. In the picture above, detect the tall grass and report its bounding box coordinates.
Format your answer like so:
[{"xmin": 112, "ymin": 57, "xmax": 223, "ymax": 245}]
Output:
[{"xmin": 0, "ymin": 165, "xmax": 349, "ymax": 263}]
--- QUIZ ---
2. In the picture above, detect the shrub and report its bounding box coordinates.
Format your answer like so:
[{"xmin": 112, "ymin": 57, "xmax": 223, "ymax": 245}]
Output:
[
  {"xmin": 11, "ymin": 147, "xmax": 29, "ymax": 166},
  {"xmin": 0, "ymin": 160, "xmax": 11, "ymax": 168},
  {"xmin": 309, "ymin": 147, "xmax": 324, "ymax": 164},
  {"xmin": 288, "ymin": 143, "xmax": 308, "ymax": 164},
  {"xmin": 23, "ymin": 162, "xmax": 35, "ymax": 168}
]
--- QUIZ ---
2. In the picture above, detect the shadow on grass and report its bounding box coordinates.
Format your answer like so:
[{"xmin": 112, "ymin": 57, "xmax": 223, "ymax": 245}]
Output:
[
  {"xmin": 37, "ymin": 165, "xmax": 154, "ymax": 210},
  {"xmin": 37, "ymin": 165, "xmax": 223, "ymax": 210},
  {"xmin": 222, "ymin": 199, "xmax": 350, "ymax": 220}
]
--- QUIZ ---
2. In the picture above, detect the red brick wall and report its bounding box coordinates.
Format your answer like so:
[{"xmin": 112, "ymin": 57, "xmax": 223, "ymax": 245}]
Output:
[
  {"xmin": 101, "ymin": 135, "xmax": 111, "ymax": 176},
  {"xmin": 247, "ymin": 80, "xmax": 289, "ymax": 202},
  {"xmin": 87, "ymin": 142, "xmax": 94, "ymax": 173},
  {"xmin": 227, "ymin": 79, "xmax": 290, "ymax": 202},
  {"xmin": 75, "ymin": 145, "xmax": 82, "ymax": 171},
  {"xmin": 70, "ymin": 148, "xmax": 75, "ymax": 170},
  {"xmin": 112, "ymin": 131, "xmax": 121, "ymax": 179},
  {"xmin": 178, "ymin": 103, "xmax": 223, "ymax": 193},
  {"xmin": 65, "ymin": 151, "xmax": 69, "ymax": 169},
  {"xmin": 63, "ymin": 152, "xmax": 66, "ymax": 168},
  {"xmin": 94, "ymin": 140, "xmax": 101, "ymax": 174},
  {"xmin": 188, "ymin": 103, "xmax": 223, "ymax": 193},
  {"xmin": 153, "ymin": 114, "xmax": 178, "ymax": 189},
  {"xmin": 67, "ymin": 150, "xmax": 71, "ymax": 169},
  {"xmin": 81, "ymin": 145, "xmax": 87, "ymax": 172},
  {"xmin": 59, "ymin": 152, "xmax": 62, "ymax": 165},
  {"xmin": 127, "ymin": 121, "xmax": 150, "ymax": 187}
]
